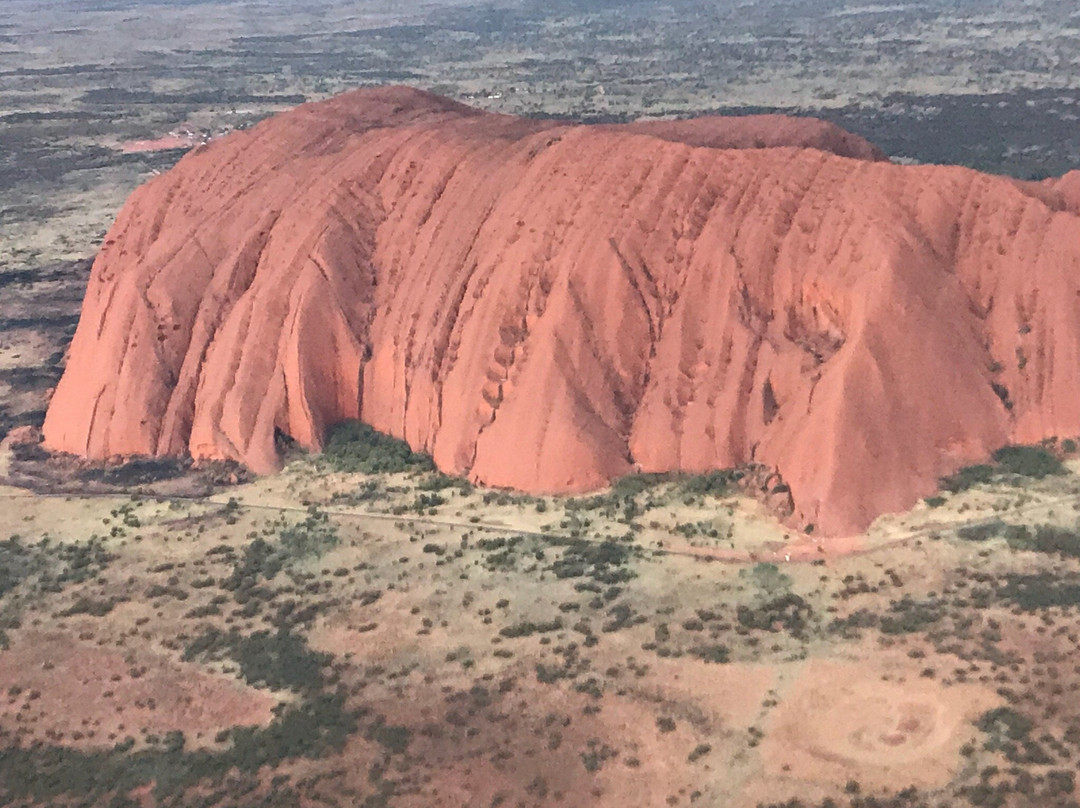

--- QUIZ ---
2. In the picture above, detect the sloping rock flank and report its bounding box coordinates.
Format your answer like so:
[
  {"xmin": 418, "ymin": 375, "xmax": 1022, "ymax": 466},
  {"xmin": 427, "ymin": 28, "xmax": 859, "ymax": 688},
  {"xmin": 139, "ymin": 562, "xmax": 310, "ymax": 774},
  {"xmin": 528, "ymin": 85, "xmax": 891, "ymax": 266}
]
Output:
[{"xmin": 43, "ymin": 87, "xmax": 1080, "ymax": 536}]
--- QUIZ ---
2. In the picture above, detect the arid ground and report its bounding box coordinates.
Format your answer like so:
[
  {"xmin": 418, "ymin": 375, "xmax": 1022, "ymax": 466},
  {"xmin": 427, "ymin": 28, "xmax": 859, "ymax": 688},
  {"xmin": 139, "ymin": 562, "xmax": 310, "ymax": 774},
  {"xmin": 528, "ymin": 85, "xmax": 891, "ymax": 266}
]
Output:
[{"xmin": 4, "ymin": 424, "xmax": 1080, "ymax": 807}]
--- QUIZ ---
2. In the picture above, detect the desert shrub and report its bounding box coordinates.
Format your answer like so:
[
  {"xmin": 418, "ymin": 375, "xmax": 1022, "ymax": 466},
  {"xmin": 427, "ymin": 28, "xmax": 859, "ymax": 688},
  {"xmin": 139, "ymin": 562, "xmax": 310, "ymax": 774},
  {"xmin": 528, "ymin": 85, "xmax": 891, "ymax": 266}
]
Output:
[
  {"xmin": 0, "ymin": 686, "xmax": 356, "ymax": 804},
  {"xmin": 940, "ymin": 445, "xmax": 1067, "ymax": 495},
  {"xmin": 611, "ymin": 472, "xmax": 673, "ymax": 498},
  {"xmin": 1030, "ymin": 525, "xmax": 1080, "ymax": 558},
  {"xmin": 996, "ymin": 573, "xmax": 1080, "ymax": 610},
  {"xmin": 744, "ymin": 562, "xmax": 792, "ymax": 594},
  {"xmin": 736, "ymin": 593, "xmax": 811, "ymax": 634},
  {"xmin": 602, "ymin": 603, "xmax": 639, "ymax": 632},
  {"xmin": 0, "ymin": 536, "xmax": 40, "ymax": 598},
  {"xmin": 478, "ymin": 535, "xmax": 524, "ymax": 570},
  {"xmin": 580, "ymin": 741, "xmax": 617, "ymax": 772},
  {"xmin": 279, "ymin": 506, "xmax": 338, "ymax": 559},
  {"xmin": 320, "ymin": 420, "xmax": 434, "ymax": 474},
  {"xmin": 77, "ymin": 456, "xmax": 188, "ymax": 486},
  {"xmin": 1046, "ymin": 770, "xmax": 1076, "ymax": 796},
  {"xmin": 679, "ymin": 469, "xmax": 741, "ymax": 496},
  {"xmin": 879, "ymin": 596, "xmax": 944, "ymax": 634},
  {"xmin": 688, "ymin": 743, "xmax": 712, "ymax": 763},
  {"xmin": 223, "ymin": 537, "xmax": 283, "ymax": 590},
  {"xmin": 955, "ymin": 521, "xmax": 1030, "ymax": 545},
  {"xmin": 940, "ymin": 464, "xmax": 996, "ymax": 494},
  {"xmin": 957, "ymin": 520, "xmax": 1005, "ymax": 542},
  {"xmin": 232, "ymin": 630, "xmax": 330, "ymax": 692},
  {"xmin": 183, "ymin": 627, "xmax": 329, "ymax": 693},
  {"xmin": 690, "ymin": 644, "xmax": 730, "ymax": 663},
  {"xmin": 499, "ymin": 618, "xmax": 563, "ymax": 638},
  {"xmin": 992, "ymin": 445, "xmax": 1066, "ymax": 479},
  {"xmin": 417, "ymin": 472, "xmax": 472, "ymax": 493},
  {"xmin": 550, "ymin": 539, "xmax": 635, "ymax": 584},
  {"xmin": 977, "ymin": 706, "xmax": 1033, "ymax": 740},
  {"xmin": 367, "ymin": 719, "xmax": 412, "ymax": 754},
  {"xmin": 60, "ymin": 596, "xmax": 119, "ymax": 617},
  {"xmin": 414, "ymin": 492, "xmax": 445, "ymax": 510}
]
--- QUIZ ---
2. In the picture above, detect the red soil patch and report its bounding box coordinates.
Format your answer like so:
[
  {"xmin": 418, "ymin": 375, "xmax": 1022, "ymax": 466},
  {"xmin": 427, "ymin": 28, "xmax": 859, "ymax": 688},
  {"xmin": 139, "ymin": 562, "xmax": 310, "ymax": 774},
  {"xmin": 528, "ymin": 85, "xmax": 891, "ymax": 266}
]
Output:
[{"xmin": 0, "ymin": 631, "xmax": 279, "ymax": 748}]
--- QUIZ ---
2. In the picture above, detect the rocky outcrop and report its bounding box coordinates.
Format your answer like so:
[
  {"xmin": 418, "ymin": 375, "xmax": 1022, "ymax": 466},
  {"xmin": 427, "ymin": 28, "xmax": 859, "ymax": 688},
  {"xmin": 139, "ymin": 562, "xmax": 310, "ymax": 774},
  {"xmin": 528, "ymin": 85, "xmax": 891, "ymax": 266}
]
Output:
[{"xmin": 42, "ymin": 86, "xmax": 1080, "ymax": 536}]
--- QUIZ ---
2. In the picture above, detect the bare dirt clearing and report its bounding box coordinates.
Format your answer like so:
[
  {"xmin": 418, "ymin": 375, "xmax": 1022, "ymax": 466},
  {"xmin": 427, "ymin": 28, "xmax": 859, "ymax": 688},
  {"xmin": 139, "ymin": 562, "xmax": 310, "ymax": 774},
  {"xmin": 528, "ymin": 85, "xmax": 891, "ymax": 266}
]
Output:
[{"xmin": 760, "ymin": 655, "xmax": 998, "ymax": 792}]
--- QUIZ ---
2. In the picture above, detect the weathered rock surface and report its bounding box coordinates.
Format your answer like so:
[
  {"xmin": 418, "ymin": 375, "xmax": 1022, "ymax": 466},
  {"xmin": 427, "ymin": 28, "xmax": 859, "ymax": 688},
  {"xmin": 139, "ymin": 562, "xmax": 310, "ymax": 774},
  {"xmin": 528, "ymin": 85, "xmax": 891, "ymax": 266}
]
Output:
[{"xmin": 42, "ymin": 86, "xmax": 1080, "ymax": 536}]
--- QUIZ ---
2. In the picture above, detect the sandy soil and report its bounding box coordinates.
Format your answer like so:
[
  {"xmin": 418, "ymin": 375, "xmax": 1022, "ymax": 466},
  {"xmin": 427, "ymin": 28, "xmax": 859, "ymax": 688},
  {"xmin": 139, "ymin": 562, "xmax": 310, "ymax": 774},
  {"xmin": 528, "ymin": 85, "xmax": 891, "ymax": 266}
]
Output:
[
  {"xmin": 758, "ymin": 653, "xmax": 998, "ymax": 793},
  {"xmin": 0, "ymin": 630, "xmax": 279, "ymax": 750}
]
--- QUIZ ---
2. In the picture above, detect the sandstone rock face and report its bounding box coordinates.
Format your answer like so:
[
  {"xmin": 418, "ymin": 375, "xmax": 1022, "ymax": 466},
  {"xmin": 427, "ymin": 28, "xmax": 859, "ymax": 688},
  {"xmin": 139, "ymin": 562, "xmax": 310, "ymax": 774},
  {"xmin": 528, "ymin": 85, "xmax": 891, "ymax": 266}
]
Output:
[{"xmin": 43, "ymin": 87, "xmax": 1080, "ymax": 536}]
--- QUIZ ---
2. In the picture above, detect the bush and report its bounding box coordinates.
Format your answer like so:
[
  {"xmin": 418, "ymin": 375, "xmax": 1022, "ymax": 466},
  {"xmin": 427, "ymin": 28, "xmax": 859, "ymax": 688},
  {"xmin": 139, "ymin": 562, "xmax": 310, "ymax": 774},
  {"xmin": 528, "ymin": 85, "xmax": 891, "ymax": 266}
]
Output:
[
  {"xmin": 678, "ymin": 469, "xmax": 741, "ymax": 496},
  {"xmin": 279, "ymin": 506, "xmax": 338, "ymax": 559},
  {"xmin": 0, "ymin": 537, "xmax": 40, "ymax": 598},
  {"xmin": 745, "ymin": 562, "xmax": 792, "ymax": 594},
  {"xmin": 223, "ymin": 538, "xmax": 283, "ymax": 590},
  {"xmin": 957, "ymin": 520, "xmax": 1006, "ymax": 542},
  {"xmin": 611, "ymin": 472, "xmax": 674, "ymax": 498},
  {"xmin": 550, "ymin": 539, "xmax": 635, "ymax": 584},
  {"xmin": 996, "ymin": 573, "xmax": 1080, "ymax": 610},
  {"xmin": 0, "ymin": 681, "xmax": 357, "ymax": 805},
  {"xmin": 687, "ymin": 743, "xmax": 712, "ymax": 763},
  {"xmin": 183, "ymin": 627, "xmax": 330, "ymax": 693},
  {"xmin": 879, "ymin": 596, "xmax": 944, "ymax": 635},
  {"xmin": 320, "ymin": 421, "xmax": 434, "ymax": 474},
  {"xmin": 977, "ymin": 707, "xmax": 1033, "ymax": 740},
  {"xmin": 939, "ymin": 445, "xmax": 1068, "ymax": 496},
  {"xmin": 992, "ymin": 445, "xmax": 1066, "ymax": 479},
  {"xmin": 417, "ymin": 472, "xmax": 472, "ymax": 493},
  {"xmin": 367, "ymin": 720, "xmax": 412, "ymax": 754},
  {"xmin": 499, "ymin": 618, "xmax": 563, "ymax": 638},
  {"xmin": 736, "ymin": 593, "xmax": 811, "ymax": 634},
  {"xmin": 690, "ymin": 644, "xmax": 730, "ymax": 664},
  {"xmin": 1031, "ymin": 525, "xmax": 1080, "ymax": 558},
  {"xmin": 940, "ymin": 464, "xmax": 996, "ymax": 494}
]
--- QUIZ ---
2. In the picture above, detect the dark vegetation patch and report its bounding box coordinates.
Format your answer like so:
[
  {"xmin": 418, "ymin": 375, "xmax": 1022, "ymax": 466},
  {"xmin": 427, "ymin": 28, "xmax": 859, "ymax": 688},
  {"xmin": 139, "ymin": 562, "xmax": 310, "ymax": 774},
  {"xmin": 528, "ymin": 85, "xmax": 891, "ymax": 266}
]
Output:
[
  {"xmin": 0, "ymin": 313, "xmax": 80, "ymax": 332},
  {"xmin": 33, "ymin": 537, "xmax": 116, "ymax": 592},
  {"xmin": 77, "ymin": 457, "xmax": 191, "ymax": 486},
  {"xmin": 550, "ymin": 538, "xmax": 636, "ymax": 585},
  {"xmin": 0, "ymin": 690, "xmax": 357, "ymax": 805},
  {"xmin": 830, "ymin": 595, "xmax": 945, "ymax": 637},
  {"xmin": 956, "ymin": 521, "xmax": 1080, "ymax": 560},
  {"xmin": 564, "ymin": 468, "xmax": 744, "ymax": 523},
  {"xmin": 319, "ymin": 420, "xmax": 435, "ymax": 475},
  {"xmin": 182, "ymin": 627, "xmax": 331, "ymax": 694},
  {"xmin": 994, "ymin": 573, "xmax": 1080, "ymax": 611},
  {"xmin": 0, "ymin": 365, "xmax": 63, "ymax": 391},
  {"xmin": 0, "ymin": 536, "xmax": 43, "ymax": 598},
  {"xmin": 736, "ymin": 593, "xmax": 812, "ymax": 635},
  {"xmin": 278, "ymin": 506, "xmax": 339, "ymax": 559},
  {"xmin": 940, "ymin": 444, "xmax": 1067, "ymax": 494},
  {"xmin": 499, "ymin": 618, "xmax": 563, "ymax": 639},
  {"xmin": 79, "ymin": 87, "xmax": 307, "ymax": 106},
  {"xmin": 992, "ymin": 445, "xmax": 1067, "ymax": 479}
]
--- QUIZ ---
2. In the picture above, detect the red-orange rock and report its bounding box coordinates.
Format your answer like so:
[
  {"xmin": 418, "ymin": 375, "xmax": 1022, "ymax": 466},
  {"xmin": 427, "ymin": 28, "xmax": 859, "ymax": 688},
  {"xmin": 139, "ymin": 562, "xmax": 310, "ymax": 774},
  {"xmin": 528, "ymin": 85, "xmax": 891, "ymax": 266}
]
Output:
[{"xmin": 42, "ymin": 87, "xmax": 1080, "ymax": 536}]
